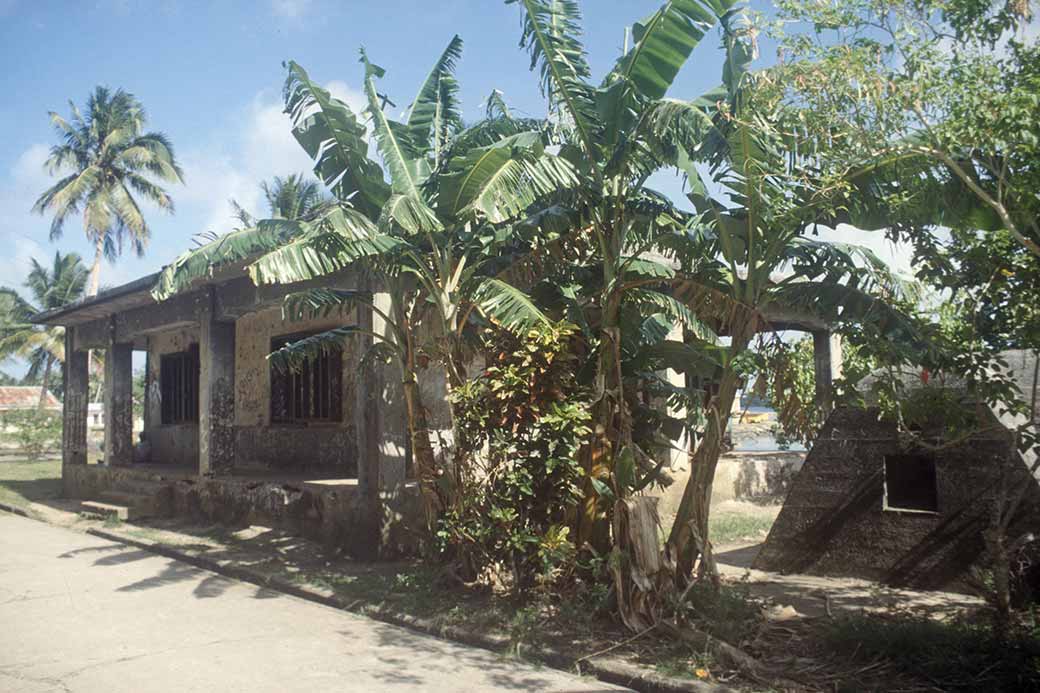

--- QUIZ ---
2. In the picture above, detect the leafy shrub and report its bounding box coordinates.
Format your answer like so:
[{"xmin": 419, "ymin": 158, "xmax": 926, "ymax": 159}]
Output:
[
  {"xmin": 0, "ymin": 410, "xmax": 62, "ymax": 459},
  {"xmin": 441, "ymin": 322, "xmax": 591, "ymax": 591}
]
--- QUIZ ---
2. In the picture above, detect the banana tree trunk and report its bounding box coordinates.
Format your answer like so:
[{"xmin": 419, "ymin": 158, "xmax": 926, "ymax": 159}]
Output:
[
  {"xmin": 576, "ymin": 288, "xmax": 623, "ymax": 552},
  {"xmin": 443, "ymin": 347, "xmax": 468, "ymax": 503},
  {"xmin": 667, "ymin": 327, "xmax": 754, "ymax": 582}
]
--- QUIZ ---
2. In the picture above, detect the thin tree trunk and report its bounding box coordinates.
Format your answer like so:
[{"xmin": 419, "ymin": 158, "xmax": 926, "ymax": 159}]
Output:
[
  {"xmin": 37, "ymin": 355, "xmax": 53, "ymax": 412},
  {"xmin": 667, "ymin": 326, "xmax": 754, "ymax": 582},
  {"xmin": 87, "ymin": 236, "xmax": 103, "ymax": 298}
]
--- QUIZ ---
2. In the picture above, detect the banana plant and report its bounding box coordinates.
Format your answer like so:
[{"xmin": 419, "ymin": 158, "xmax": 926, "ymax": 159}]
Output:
[
  {"xmin": 659, "ymin": 22, "xmax": 925, "ymax": 583},
  {"xmin": 504, "ymin": 0, "xmax": 749, "ymax": 551},
  {"xmin": 152, "ymin": 37, "xmax": 577, "ymax": 529}
]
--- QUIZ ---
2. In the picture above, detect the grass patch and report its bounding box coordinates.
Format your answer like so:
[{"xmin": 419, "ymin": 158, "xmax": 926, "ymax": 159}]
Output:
[
  {"xmin": 0, "ymin": 457, "xmax": 62, "ymax": 510},
  {"xmin": 709, "ymin": 512, "xmax": 774, "ymax": 545},
  {"xmin": 821, "ymin": 613, "xmax": 1040, "ymax": 692}
]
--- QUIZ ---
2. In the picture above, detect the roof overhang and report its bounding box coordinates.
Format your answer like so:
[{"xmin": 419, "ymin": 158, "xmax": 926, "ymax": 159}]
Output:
[{"xmin": 30, "ymin": 273, "xmax": 161, "ymax": 327}]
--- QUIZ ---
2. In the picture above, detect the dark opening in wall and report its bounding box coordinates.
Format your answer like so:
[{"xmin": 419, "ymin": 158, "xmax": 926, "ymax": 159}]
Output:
[
  {"xmin": 160, "ymin": 346, "xmax": 199, "ymax": 425},
  {"xmin": 884, "ymin": 454, "xmax": 938, "ymax": 512}
]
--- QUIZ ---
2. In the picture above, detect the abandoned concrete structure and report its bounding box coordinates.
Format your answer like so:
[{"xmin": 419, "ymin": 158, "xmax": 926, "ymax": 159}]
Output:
[
  {"xmin": 33, "ymin": 267, "xmax": 423, "ymax": 555},
  {"xmin": 34, "ymin": 244, "xmax": 846, "ymax": 557},
  {"xmin": 755, "ymin": 402, "xmax": 1040, "ymax": 590}
]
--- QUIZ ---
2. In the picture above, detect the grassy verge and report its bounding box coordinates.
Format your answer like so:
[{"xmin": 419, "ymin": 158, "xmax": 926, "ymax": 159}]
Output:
[
  {"xmin": 0, "ymin": 457, "xmax": 62, "ymax": 511},
  {"xmin": 709, "ymin": 511, "xmax": 775, "ymax": 545}
]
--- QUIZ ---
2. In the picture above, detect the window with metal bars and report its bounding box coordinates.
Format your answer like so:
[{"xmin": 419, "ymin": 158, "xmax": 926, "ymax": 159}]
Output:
[
  {"xmin": 270, "ymin": 333, "xmax": 343, "ymax": 424},
  {"xmin": 160, "ymin": 347, "xmax": 199, "ymax": 425}
]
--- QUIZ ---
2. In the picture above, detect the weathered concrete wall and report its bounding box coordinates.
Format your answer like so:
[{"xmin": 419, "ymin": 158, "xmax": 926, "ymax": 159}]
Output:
[
  {"xmin": 651, "ymin": 451, "xmax": 804, "ymax": 526},
  {"xmin": 232, "ymin": 306, "xmax": 358, "ymax": 474},
  {"xmin": 754, "ymin": 406, "xmax": 1040, "ymax": 590},
  {"xmin": 711, "ymin": 451, "xmax": 806, "ymax": 503},
  {"xmin": 146, "ymin": 327, "xmax": 200, "ymax": 468}
]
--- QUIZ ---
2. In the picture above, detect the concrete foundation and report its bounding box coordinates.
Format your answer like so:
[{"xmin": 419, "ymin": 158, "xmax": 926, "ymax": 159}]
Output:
[{"xmin": 62, "ymin": 463, "xmax": 423, "ymax": 557}]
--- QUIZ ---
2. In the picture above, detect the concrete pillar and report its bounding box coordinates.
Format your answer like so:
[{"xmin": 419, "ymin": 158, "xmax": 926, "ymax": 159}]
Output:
[
  {"xmin": 353, "ymin": 292, "xmax": 384, "ymax": 559},
  {"xmin": 62, "ymin": 328, "xmax": 89, "ymax": 466},
  {"xmin": 199, "ymin": 291, "xmax": 236, "ymax": 475},
  {"xmin": 812, "ymin": 331, "xmax": 843, "ymax": 414},
  {"xmin": 664, "ymin": 323, "xmax": 689, "ymax": 470},
  {"xmin": 142, "ymin": 346, "xmax": 151, "ymax": 436},
  {"xmin": 103, "ymin": 338, "xmax": 134, "ymax": 466}
]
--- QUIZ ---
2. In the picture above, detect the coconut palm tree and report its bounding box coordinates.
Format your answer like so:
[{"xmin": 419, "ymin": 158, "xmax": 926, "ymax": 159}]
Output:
[
  {"xmin": 0, "ymin": 252, "xmax": 89, "ymax": 409},
  {"xmin": 230, "ymin": 173, "xmax": 331, "ymax": 227},
  {"xmin": 32, "ymin": 86, "xmax": 183, "ymax": 296}
]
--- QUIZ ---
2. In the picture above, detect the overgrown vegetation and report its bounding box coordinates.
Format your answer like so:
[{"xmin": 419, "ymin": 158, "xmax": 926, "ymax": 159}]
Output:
[
  {"xmin": 442, "ymin": 322, "xmax": 592, "ymax": 590},
  {"xmin": 127, "ymin": 0, "xmax": 1039, "ymax": 686}
]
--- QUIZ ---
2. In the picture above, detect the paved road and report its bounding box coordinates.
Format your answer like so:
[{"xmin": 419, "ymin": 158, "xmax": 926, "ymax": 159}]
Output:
[{"xmin": 0, "ymin": 513, "xmax": 626, "ymax": 692}]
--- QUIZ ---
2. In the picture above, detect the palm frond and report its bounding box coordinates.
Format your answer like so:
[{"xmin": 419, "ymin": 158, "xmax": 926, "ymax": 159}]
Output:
[
  {"xmin": 606, "ymin": 0, "xmax": 733, "ymax": 101},
  {"xmin": 625, "ymin": 287, "xmax": 718, "ymax": 341},
  {"xmin": 152, "ymin": 218, "xmax": 307, "ymax": 300},
  {"xmin": 283, "ymin": 60, "xmax": 390, "ymax": 217},
  {"xmin": 470, "ymin": 277, "xmax": 552, "ymax": 332},
  {"xmin": 269, "ymin": 325, "xmax": 396, "ymax": 374},
  {"xmin": 248, "ymin": 208, "xmax": 404, "ymax": 286},
  {"xmin": 437, "ymin": 131, "xmax": 577, "ymax": 223},
  {"xmin": 359, "ymin": 49, "xmax": 428, "ymax": 197},
  {"xmin": 507, "ymin": 0, "xmax": 599, "ymax": 158},
  {"xmin": 406, "ymin": 35, "xmax": 464, "ymax": 162}
]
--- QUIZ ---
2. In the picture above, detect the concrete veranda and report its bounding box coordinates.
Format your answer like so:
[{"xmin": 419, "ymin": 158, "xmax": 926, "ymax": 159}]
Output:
[{"xmin": 0, "ymin": 512, "xmax": 626, "ymax": 693}]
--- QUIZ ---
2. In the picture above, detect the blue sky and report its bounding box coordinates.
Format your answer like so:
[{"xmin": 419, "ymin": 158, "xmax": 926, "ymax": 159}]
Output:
[{"xmin": 0, "ymin": 0, "xmax": 913, "ymax": 305}]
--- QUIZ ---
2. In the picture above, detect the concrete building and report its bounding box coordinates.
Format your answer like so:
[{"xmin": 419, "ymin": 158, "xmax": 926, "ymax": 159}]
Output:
[
  {"xmin": 33, "ymin": 249, "xmax": 847, "ymax": 557},
  {"xmin": 32, "ymin": 267, "xmax": 423, "ymax": 556}
]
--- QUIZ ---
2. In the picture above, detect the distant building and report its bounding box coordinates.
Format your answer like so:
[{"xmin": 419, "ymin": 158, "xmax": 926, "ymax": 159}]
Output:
[{"xmin": 0, "ymin": 386, "xmax": 61, "ymax": 413}]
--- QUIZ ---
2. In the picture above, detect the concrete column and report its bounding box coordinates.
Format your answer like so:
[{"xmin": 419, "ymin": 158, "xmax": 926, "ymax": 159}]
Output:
[
  {"xmin": 664, "ymin": 323, "xmax": 688, "ymax": 470},
  {"xmin": 355, "ymin": 295, "xmax": 382, "ymax": 498},
  {"xmin": 103, "ymin": 339, "xmax": 134, "ymax": 466},
  {"xmin": 199, "ymin": 292, "xmax": 236, "ymax": 475},
  {"xmin": 142, "ymin": 346, "xmax": 151, "ymax": 436},
  {"xmin": 353, "ymin": 291, "xmax": 384, "ymax": 559},
  {"xmin": 62, "ymin": 328, "xmax": 89, "ymax": 466},
  {"xmin": 812, "ymin": 331, "xmax": 843, "ymax": 415}
]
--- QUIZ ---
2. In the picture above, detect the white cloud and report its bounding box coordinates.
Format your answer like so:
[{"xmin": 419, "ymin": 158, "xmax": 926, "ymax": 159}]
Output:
[
  {"xmin": 179, "ymin": 81, "xmax": 367, "ymax": 233},
  {"xmin": 270, "ymin": 0, "xmax": 312, "ymax": 19},
  {"xmin": 0, "ymin": 145, "xmax": 54, "ymax": 290}
]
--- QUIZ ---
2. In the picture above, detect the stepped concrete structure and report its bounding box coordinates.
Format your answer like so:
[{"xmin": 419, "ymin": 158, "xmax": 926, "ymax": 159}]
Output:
[{"xmin": 756, "ymin": 396, "xmax": 1040, "ymax": 591}]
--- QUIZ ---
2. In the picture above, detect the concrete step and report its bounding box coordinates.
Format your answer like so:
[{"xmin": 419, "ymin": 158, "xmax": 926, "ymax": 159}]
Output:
[
  {"xmin": 80, "ymin": 500, "xmax": 140, "ymax": 521},
  {"xmin": 99, "ymin": 491, "xmax": 156, "ymax": 515}
]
